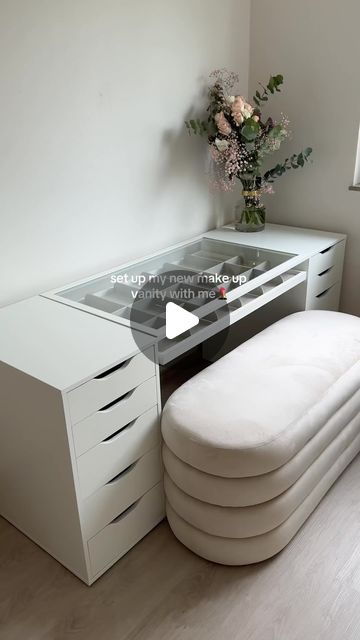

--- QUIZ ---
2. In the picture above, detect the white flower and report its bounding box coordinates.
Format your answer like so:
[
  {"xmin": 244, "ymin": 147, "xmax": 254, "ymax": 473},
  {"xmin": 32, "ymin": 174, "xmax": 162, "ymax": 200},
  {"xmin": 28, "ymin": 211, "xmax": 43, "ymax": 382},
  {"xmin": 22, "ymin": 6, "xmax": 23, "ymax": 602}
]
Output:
[
  {"xmin": 215, "ymin": 138, "xmax": 229, "ymax": 152},
  {"xmin": 226, "ymin": 95, "xmax": 235, "ymax": 104},
  {"xmin": 242, "ymin": 107, "xmax": 253, "ymax": 119}
]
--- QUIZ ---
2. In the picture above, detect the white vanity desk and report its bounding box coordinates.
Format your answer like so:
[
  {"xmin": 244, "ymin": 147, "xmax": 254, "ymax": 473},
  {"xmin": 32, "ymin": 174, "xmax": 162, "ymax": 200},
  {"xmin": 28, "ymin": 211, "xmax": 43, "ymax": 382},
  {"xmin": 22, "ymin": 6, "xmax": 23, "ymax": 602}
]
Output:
[{"xmin": 0, "ymin": 223, "xmax": 346, "ymax": 584}]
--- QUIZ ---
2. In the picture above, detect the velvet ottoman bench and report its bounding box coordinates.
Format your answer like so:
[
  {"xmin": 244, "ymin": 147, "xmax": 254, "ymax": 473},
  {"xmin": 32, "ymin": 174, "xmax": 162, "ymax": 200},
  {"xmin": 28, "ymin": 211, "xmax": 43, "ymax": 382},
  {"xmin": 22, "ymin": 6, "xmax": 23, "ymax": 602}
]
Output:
[{"xmin": 161, "ymin": 310, "xmax": 360, "ymax": 565}]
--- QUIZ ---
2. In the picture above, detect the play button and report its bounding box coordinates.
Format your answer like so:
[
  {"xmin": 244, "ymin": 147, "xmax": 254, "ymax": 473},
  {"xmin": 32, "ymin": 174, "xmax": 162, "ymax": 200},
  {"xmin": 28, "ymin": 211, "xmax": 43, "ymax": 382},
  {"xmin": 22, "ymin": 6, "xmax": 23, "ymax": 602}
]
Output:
[
  {"xmin": 128, "ymin": 267, "xmax": 231, "ymax": 363},
  {"xmin": 165, "ymin": 302, "xmax": 199, "ymax": 340}
]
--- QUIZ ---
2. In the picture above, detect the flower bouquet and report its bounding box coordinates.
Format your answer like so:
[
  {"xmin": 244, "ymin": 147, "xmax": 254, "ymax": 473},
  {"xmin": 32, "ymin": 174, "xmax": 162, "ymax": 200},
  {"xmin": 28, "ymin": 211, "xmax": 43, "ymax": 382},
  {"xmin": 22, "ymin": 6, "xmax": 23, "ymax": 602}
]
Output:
[{"xmin": 186, "ymin": 70, "xmax": 312, "ymax": 231}]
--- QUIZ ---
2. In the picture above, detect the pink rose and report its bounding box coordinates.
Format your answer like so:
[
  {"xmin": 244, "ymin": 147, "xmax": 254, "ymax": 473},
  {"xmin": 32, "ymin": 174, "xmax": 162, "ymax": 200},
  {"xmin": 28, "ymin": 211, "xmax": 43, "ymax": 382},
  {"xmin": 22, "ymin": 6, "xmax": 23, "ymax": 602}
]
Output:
[
  {"xmin": 232, "ymin": 96, "xmax": 245, "ymax": 111},
  {"xmin": 231, "ymin": 97, "xmax": 245, "ymax": 126},
  {"xmin": 233, "ymin": 111, "xmax": 244, "ymax": 125},
  {"xmin": 232, "ymin": 95, "xmax": 254, "ymax": 122},
  {"xmin": 214, "ymin": 111, "xmax": 232, "ymax": 136},
  {"xmin": 231, "ymin": 96, "xmax": 250, "ymax": 125}
]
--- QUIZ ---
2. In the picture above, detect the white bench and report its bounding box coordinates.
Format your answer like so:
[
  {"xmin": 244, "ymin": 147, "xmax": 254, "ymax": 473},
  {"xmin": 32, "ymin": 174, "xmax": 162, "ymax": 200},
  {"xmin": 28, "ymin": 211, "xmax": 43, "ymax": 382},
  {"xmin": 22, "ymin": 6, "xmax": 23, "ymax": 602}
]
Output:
[{"xmin": 162, "ymin": 311, "xmax": 360, "ymax": 565}]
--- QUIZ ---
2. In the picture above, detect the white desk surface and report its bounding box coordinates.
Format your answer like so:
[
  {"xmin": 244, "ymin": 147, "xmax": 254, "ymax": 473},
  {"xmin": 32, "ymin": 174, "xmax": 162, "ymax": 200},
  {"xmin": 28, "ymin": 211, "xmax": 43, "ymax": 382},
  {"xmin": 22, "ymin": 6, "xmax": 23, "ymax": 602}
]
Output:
[
  {"xmin": 205, "ymin": 223, "xmax": 346, "ymax": 257},
  {"xmin": 0, "ymin": 297, "xmax": 154, "ymax": 391}
]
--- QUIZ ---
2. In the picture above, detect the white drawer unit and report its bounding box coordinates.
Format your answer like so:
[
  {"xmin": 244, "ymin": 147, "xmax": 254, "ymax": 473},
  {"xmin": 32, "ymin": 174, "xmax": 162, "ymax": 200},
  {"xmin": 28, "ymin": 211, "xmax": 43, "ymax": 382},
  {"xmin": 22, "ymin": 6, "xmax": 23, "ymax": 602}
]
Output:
[
  {"xmin": 0, "ymin": 224, "xmax": 346, "ymax": 585},
  {"xmin": 88, "ymin": 483, "xmax": 165, "ymax": 578},
  {"xmin": 82, "ymin": 447, "xmax": 163, "ymax": 539},
  {"xmin": 306, "ymin": 261, "xmax": 343, "ymax": 299},
  {"xmin": 308, "ymin": 281, "xmax": 342, "ymax": 312},
  {"xmin": 307, "ymin": 239, "xmax": 345, "ymax": 279},
  {"xmin": 73, "ymin": 377, "xmax": 158, "ymax": 456},
  {"xmin": 0, "ymin": 297, "xmax": 163, "ymax": 585},
  {"xmin": 68, "ymin": 348, "xmax": 155, "ymax": 424},
  {"xmin": 306, "ymin": 239, "xmax": 345, "ymax": 310},
  {"xmin": 77, "ymin": 405, "xmax": 160, "ymax": 499}
]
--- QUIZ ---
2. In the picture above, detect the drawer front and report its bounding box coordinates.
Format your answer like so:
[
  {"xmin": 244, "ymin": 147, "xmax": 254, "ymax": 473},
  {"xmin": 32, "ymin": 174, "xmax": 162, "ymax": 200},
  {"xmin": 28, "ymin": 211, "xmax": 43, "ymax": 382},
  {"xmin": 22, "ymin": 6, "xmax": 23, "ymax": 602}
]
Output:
[
  {"xmin": 73, "ymin": 377, "xmax": 158, "ymax": 456},
  {"xmin": 77, "ymin": 405, "xmax": 160, "ymax": 499},
  {"xmin": 82, "ymin": 447, "xmax": 163, "ymax": 539},
  {"xmin": 306, "ymin": 259, "xmax": 343, "ymax": 299},
  {"xmin": 157, "ymin": 269, "xmax": 306, "ymax": 365},
  {"xmin": 308, "ymin": 240, "xmax": 345, "ymax": 279},
  {"xmin": 88, "ymin": 482, "xmax": 165, "ymax": 578},
  {"xmin": 307, "ymin": 281, "xmax": 341, "ymax": 311},
  {"xmin": 68, "ymin": 348, "xmax": 155, "ymax": 424}
]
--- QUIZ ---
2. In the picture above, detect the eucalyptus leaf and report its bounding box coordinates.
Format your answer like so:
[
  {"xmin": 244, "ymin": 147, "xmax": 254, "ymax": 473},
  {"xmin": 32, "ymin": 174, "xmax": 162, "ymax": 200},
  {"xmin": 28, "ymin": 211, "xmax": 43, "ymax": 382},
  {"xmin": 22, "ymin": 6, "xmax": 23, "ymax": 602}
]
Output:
[
  {"xmin": 241, "ymin": 119, "xmax": 260, "ymax": 142},
  {"xmin": 297, "ymin": 153, "xmax": 304, "ymax": 167},
  {"xmin": 268, "ymin": 124, "xmax": 283, "ymax": 138}
]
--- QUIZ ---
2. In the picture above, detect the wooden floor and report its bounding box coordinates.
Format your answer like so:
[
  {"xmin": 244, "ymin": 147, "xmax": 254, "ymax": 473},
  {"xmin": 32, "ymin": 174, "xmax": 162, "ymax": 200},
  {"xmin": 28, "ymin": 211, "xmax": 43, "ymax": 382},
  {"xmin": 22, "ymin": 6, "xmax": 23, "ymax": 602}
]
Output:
[{"xmin": 1, "ymin": 455, "xmax": 360, "ymax": 640}]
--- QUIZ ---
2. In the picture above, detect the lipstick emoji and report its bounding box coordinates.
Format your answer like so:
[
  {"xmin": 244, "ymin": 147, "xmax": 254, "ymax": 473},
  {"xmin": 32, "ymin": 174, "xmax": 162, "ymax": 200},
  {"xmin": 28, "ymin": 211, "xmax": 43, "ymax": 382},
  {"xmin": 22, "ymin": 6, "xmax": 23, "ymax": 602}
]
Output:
[{"xmin": 219, "ymin": 286, "xmax": 227, "ymax": 300}]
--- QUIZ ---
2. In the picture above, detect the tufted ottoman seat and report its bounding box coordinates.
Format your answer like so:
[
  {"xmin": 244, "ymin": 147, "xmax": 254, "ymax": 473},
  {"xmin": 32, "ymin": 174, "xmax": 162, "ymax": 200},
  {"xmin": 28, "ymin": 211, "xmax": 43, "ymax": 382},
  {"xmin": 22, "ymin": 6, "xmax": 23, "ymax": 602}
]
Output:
[{"xmin": 161, "ymin": 311, "xmax": 360, "ymax": 565}]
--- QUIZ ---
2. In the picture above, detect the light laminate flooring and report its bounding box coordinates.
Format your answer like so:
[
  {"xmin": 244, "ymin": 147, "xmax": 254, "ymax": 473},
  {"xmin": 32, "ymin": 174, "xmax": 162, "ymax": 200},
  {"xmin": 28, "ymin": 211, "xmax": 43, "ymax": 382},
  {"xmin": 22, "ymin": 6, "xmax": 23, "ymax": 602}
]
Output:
[{"xmin": 1, "ymin": 455, "xmax": 360, "ymax": 640}]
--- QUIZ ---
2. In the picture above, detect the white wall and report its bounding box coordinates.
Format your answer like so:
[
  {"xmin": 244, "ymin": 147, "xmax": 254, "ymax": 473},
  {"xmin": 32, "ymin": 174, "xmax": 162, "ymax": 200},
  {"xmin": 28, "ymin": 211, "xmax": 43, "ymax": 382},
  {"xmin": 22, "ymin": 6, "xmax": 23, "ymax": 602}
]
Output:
[
  {"xmin": 250, "ymin": 0, "xmax": 360, "ymax": 315},
  {"xmin": 0, "ymin": 0, "xmax": 250, "ymax": 307}
]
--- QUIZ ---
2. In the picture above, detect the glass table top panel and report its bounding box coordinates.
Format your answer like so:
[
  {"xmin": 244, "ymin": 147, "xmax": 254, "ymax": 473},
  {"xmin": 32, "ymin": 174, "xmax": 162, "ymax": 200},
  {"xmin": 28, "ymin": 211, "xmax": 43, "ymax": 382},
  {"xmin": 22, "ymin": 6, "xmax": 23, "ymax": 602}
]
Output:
[{"xmin": 48, "ymin": 238, "xmax": 297, "ymax": 337}]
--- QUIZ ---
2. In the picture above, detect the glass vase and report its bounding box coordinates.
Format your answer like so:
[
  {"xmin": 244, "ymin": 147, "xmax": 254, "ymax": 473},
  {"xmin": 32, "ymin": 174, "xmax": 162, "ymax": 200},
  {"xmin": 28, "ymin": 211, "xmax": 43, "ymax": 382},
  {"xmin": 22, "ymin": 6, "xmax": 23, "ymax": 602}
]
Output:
[{"xmin": 234, "ymin": 175, "xmax": 266, "ymax": 232}]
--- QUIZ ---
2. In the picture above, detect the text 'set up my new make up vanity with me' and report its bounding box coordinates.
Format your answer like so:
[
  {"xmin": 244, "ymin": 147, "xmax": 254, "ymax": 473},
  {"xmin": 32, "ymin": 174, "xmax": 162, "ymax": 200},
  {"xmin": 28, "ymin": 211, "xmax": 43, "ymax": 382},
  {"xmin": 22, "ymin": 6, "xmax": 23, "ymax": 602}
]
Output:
[{"xmin": 0, "ymin": 223, "xmax": 346, "ymax": 584}]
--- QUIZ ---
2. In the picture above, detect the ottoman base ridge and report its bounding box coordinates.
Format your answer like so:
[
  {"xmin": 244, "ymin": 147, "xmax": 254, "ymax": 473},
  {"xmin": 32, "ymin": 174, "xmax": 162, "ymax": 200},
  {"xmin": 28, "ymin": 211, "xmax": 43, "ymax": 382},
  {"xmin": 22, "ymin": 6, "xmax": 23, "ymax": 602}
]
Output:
[
  {"xmin": 163, "ymin": 392, "xmax": 360, "ymax": 507},
  {"xmin": 166, "ymin": 429, "xmax": 360, "ymax": 565}
]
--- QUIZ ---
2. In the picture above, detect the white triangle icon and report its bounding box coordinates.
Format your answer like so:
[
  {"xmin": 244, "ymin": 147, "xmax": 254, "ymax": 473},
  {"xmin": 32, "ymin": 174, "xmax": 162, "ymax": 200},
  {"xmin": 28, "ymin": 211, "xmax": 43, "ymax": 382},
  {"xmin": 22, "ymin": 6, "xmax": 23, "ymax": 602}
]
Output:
[{"xmin": 165, "ymin": 302, "xmax": 199, "ymax": 340}]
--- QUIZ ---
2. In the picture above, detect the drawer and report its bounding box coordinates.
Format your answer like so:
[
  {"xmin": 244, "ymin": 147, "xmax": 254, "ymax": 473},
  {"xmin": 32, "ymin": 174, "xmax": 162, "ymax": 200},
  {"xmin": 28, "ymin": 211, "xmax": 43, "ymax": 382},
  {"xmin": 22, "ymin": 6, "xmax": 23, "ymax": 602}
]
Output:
[
  {"xmin": 306, "ymin": 259, "xmax": 343, "ymax": 299},
  {"xmin": 88, "ymin": 482, "xmax": 165, "ymax": 578},
  {"xmin": 307, "ymin": 281, "xmax": 341, "ymax": 311},
  {"xmin": 68, "ymin": 347, "xmax": 155, "ymax": 424},
  {"xmin": 77, "ymin": 405, "xmax": 160, "ymax": 498},
  {"xmin": 73, "ymin": 377, "xmax": 158, "ymax": 456},
  {"xmin": 157, "ymin": 269, "xmax": 306, "ymax": 365},
  {"xmin": 308, "ymin": 240, "xmax": 345, "ymax": 278},
  {"xmin": 82, "ymin": 447, "xmax": 162, "ymax": 539}
]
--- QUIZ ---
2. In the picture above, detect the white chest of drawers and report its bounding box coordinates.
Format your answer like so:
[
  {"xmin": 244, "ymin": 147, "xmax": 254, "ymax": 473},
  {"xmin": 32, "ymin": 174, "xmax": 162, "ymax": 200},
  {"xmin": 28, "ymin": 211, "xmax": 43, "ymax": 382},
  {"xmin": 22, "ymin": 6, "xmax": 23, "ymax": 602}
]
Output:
[
  {"xmin": 0, "ymin": 297, "xmax": 164, "ymax": 585},
  {"xmin": 305, "ymin": 239, "xmax": 345, "ymax": 310}
]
